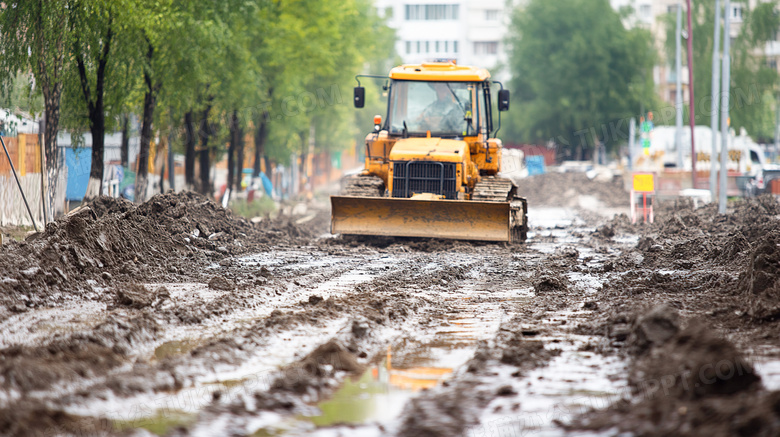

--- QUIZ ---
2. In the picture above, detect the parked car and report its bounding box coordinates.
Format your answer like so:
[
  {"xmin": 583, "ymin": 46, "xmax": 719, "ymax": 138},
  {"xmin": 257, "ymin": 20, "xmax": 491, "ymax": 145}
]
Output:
[{"xmin": 743, "ymin": 166, "xmax": 780, "ymax": 197}]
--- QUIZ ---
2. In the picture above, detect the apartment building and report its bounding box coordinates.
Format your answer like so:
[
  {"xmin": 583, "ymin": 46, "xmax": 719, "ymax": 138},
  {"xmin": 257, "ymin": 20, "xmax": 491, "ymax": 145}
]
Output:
[
  {"xmin": 613, "ymin": 0, "xmax": 762, "ymax": 105},
  {"xmin": 375, "ymin": 0, "xmax": 514, "ymax": 80}
]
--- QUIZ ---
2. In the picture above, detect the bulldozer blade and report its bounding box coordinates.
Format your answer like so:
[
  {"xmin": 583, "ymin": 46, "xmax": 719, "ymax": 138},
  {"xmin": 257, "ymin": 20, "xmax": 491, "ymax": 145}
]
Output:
[{"xmin": 330, "ymin": 196, "xmax": 513, "ymax": 242}]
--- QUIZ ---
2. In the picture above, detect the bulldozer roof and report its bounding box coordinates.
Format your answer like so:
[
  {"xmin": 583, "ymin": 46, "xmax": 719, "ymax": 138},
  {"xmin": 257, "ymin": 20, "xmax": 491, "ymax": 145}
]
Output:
[{"xmin": 389, "ymin": 62, "xmax": 490, "ymax": 82}]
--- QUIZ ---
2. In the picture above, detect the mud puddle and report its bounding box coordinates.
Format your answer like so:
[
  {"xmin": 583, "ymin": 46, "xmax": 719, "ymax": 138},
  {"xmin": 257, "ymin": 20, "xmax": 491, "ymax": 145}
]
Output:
[
  {"xmin": 472, "ymin": 327, "xmax": 628, "ymax": 437},
  {"xmin": 251, "ymin": 292, "xmax": 513, "ymax": 435},
  {"xmin": 0, "ymin": 301, "xmax": 107, "ymax": 348}
]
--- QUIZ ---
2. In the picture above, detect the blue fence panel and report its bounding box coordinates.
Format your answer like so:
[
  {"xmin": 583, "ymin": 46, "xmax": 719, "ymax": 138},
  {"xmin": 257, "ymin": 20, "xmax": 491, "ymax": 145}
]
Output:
[
  {"xmin": 526, "ymin": 155, "xmax": 546, "ymax": 176},
  {"xmin": 65, "ymin": 147, "xmax": 91, "ymax": 201}
]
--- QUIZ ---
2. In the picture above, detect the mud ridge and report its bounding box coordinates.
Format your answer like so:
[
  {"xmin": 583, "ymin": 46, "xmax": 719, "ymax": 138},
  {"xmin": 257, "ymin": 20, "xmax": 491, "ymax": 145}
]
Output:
[{"xmin": 568, "ymin": 305, "xmax": 780, "ymax": 437}]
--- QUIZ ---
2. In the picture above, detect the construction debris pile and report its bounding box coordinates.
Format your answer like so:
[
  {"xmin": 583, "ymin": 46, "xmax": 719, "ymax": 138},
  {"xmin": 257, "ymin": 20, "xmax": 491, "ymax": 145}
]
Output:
[{"xmin": 0, "ymin": 192, "xmax": 315, "ymax": 318}]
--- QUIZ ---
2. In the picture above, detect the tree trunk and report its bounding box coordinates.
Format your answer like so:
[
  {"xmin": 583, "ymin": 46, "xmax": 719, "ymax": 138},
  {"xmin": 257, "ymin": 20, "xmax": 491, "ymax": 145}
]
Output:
[
  {"xmin": 198, "ymin": 104, "xmax": 213, "ymax": 197},
  {"xmin": 253, "ymin": 113, "xmax": 268, "ymax": 178},
  {"xmin": 77, "ymin": 15, "xmax": 113, "ymax": 201},
  {"xmin": 226, "ymin": 110, "xmax": 237, "ymax": 199},
  {"xmin": 120, "ymin": 115, "xmax": 129, "ymax": 167},
  {"xmin": 135, "ymin": 88, "xmax": 155, "ymax": 202},
  {"xmin": 299, "ymin": 131, "xmax": 307, "ymax": 196},
  {"xmin": 31, "ymin": 1, "xmax": 67, "ymax": 220},
  {"xmin": 42, "ymin": 86, "xmax": 61, "ymax": 220},
  {"xmin": 135, "ymin": 39, "xmax": 158, "ymax": 203},
  {"xmin": 184, "ymin": 111, "xmax": 196, "ymax": 190},
  {"xmin": 236, "ymin": 111, "xmax": 245, "ymax": 194},
  {"xmin": 253, "ymin": 88, "xmax": 272, "ymax": 178},
  {"xmin": 158, "ymin": 135, "xmax": 166, "ymax": 194},
  {"xmin": 85, "ymin": 118, "xmax": 106, "ymax": 200}
]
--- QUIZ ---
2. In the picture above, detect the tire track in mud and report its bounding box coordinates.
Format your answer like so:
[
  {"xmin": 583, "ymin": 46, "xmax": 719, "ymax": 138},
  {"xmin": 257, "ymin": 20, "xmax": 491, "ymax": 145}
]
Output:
[
  {"xmin": 178, "ymin": 249, "xmax": 571, "ymax": 436},
  {"xmin": 169, "ymin": 255, "xmax": 495, "ymax": 436},
  {"xmin": 0, "ymin": 250, "xmax": 462, "ymax": 436},
  {"xmin": 274, "ymin": 211, "xmax": 636, "ymax": 437}
]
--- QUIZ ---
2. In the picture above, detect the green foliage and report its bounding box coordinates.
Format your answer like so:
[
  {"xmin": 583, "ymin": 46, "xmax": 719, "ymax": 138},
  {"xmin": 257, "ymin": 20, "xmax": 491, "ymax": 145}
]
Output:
[
  {"xmin": 0, "ymin": 73, "xmax": 44, "ymax": 116},
  {"xmin": 0, "ymin": 0, "xmax": 69, "ymax": 94},
  {"xmin": 663, "ymin": 0, "xmax": 779, "ymax": 142},
  {"xmin": 506, "ymin": 0, "xmax": 657, "ymax": 157},
  {"xmin": 0, "ymin": 0, "xmax": 395, "ymax": 172}
]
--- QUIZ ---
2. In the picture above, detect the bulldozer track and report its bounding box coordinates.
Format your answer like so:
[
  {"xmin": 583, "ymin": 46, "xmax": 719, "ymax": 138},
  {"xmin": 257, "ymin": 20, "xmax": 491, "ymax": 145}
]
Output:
[
  {"xmin": 472, "ymin": 177, "xmax": 515, "ymax": 201},
  {"xmin": 341, "ymin": 174, "xmax": 385, "ymax": 197},
  {"xmin": 473, "ymin": 176, "xmax": 528, "ymax": 242}
]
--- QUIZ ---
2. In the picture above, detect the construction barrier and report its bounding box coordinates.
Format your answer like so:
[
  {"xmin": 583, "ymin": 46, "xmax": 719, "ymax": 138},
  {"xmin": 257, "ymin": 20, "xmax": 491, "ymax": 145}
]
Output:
[{"xmin": 0, "ymin": 134, "xmax": 46, "ymax": 227}]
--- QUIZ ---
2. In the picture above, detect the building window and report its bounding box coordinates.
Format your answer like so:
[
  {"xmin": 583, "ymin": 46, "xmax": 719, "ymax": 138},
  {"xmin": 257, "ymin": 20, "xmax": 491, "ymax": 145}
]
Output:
[
  {"xmin": 453, "ymin": 41, "xmax": 458, "ymax": 53},
  {"xmin": 416, "ymin": 41, "xmax": 421, "ymax": 53},
  {"xmin": 474, "ymin": 41, "xmax": 499, "ymax": 55},
  {"xmin": 435, "ymin": 41, "xmax": 440, "ymax": 52},
  {"xmin": 406, "ymin": 41, "xmax": 411, "ymax": 54},
  {"xmin": 768, "ymin": 59, "xmax": 778, "ymax": 71},
  {"xmin": 425, "ymin": 41, "xmax": 430, "ymax": 53},
  {"xmin": 639, "ymin": 4, "xmax": 651, "ymax": 16},
  {"xmin": 732, "ymin": 5, "xmax": 743, "ymax": 20},
  {"xmin": 485, "ymin": 9, "xmax": 499, "ymax": 21},
  {"xmin": 405, "ymin": 4, "xmax": 459, "ymax": 20},
  {"xmin": 445, "ymin": 41, "xmax": 449, "ymax": 52},
  {"xmin": 406, "ymin": 5, "xmax": 421, "ymax": 20}
]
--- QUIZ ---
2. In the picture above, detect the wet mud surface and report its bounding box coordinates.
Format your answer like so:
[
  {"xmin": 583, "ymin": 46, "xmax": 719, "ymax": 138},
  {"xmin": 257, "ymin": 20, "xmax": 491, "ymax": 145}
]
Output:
[{"xmin": 1, "ymin": 177, "xmax": 780, "ymax": 436}]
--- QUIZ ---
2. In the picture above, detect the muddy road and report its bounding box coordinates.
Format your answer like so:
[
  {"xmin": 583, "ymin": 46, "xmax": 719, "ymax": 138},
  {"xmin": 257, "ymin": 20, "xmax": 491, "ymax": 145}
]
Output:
[{"xmin": 1, "ymin": 173, "xmax": 780, "ymax": 437}]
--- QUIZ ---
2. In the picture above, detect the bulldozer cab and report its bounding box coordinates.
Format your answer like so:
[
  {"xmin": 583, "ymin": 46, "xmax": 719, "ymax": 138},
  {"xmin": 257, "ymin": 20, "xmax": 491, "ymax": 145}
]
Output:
[{"xmin": 387, "ymin": 81, "xmax": 485, "ymax": 138}]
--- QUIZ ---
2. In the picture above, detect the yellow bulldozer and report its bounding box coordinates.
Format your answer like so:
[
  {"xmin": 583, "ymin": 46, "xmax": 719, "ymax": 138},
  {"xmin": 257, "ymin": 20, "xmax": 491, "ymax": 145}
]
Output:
[{"xmin": 331, "ymin": 62, "xmax": 527, "ymax": 242}]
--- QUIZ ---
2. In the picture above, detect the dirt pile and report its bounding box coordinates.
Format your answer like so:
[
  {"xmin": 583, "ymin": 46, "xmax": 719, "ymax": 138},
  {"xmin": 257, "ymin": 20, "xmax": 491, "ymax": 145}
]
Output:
[
  {"xmin": 513, "ymin": 171, "xmax": 628, "ymax": 208},
  {"xmin": 570, "ymin": 306, "xmax": 780, "ymax": 437},
  {"xmin": 0, "ymin": 191, "xmax": 315, "ymax": 317},
  {"xmin": 738, "ymin": 234, "xmax": 780, "ymax": 321},
  {"xmin": 270, "ymin": 339, "xmax": 365, "ymax": 395},
  {"xmin": 113, "ymin": 284, "xmax": 169, "ymax": 309},
  {"xmin": 614, "ymin": 196, "xmax": 768, "ymax": 270},
  {"xmin": 628, "ymin": 304, "xmax": 680, "ymax": 353},
  {"xmin": 301, "ymin": 339, "xmax": 365, "ymax": 376},
  {"xmin": 533, "ymin": 274, "xmax": 569, "ymax": 294}
]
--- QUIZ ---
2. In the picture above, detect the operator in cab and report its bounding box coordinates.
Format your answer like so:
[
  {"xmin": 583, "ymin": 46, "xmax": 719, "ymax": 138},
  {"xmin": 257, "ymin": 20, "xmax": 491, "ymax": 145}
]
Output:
[{"xmin": 418, "ymin": 83, "xmax": 463, "ymax": 132}]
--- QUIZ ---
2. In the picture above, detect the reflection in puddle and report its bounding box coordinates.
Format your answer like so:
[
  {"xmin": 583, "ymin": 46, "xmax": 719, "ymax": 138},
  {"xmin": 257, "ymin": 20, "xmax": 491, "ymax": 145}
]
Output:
[
  {"xmin": 154, "ymin": 340, "xmax": 201, "ymax": 361},
  {"xmin": 113, "ymin": 410, "xmax": 196, "ymax": 436},
  {"xmin": 305, "ymin": 337, "xmax": 463, "ymax": 427},
  {"xmin": 308, "ymin": 349, "xmax": 453, "ymax": 427},
  {"xmin": 251, "ymin": 299, "xmax": 505, "ymax": 435}
]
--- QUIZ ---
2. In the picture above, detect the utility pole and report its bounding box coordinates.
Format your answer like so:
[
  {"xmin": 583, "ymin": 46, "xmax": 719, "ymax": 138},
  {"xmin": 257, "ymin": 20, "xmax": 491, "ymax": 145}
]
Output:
[
  {"xmin": 628, "ymin": 117, "xmax": 636, "ymax": 170},
  {"xmin": 39, "ymin": 113, "xmax": 48, "ymax": 224},
  {"xmin": 686, "ymin": 0, "xmax": 696, "ymax": 188},
  {"xmin": 167, "ymin": 124, "xmax": 174, "ymax": 191},
  {"xmin": 775, "ymin": 92, "xmax": 780, "ymax": 158},
  {"xmin": 720, "ymin": 0, "xmax": 731, "ymax": 214},
  {"xmin": 675, "ymin": 1, "xmax": 684, "ymax": 169},
  {"xmin": 711, "ymin": 0, "xmax": 721, "ymax": 200}
]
